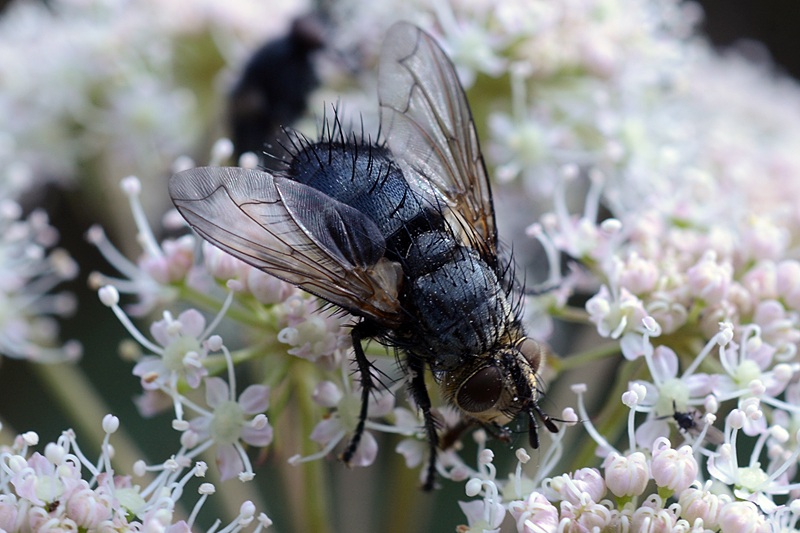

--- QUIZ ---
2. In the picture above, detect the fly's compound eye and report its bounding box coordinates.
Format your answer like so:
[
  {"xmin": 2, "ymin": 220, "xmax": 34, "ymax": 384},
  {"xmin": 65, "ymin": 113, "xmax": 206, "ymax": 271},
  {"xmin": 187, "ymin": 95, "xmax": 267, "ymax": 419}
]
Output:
[
  {"xmin": 456, "ymin": 366, "xmax": 503, "ymax": 414},
  {"xmin": 517, "ymin": 338, "xmax": 543, "ymax": 372}
]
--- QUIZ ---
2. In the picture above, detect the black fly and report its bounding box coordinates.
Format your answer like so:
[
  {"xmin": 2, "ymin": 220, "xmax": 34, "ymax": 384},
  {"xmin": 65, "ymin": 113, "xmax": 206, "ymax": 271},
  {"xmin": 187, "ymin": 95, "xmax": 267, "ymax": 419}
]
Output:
[
  {"xmin": 669, "ymin": 401, "xmax": 724, "ymax": 446},
  {"xmin": 170, "ymin": 22, "xmax": 557, "ymax": 490}
]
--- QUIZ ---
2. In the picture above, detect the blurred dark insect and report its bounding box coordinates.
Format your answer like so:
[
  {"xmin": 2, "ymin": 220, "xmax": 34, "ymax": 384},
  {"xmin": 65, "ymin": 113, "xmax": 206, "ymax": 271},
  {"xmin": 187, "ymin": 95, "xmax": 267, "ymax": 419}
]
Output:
[{"xmin": 229, "ymin": 15, "xmax": 326, "ymax": 166}]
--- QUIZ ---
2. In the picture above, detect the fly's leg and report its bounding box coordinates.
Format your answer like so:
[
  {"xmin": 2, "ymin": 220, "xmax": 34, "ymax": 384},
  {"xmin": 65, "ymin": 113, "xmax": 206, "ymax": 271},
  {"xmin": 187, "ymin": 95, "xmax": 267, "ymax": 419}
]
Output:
[
  {"xmin": 528, "ymin": 402, "xmax": 559, "ymax": 449},
  {"xmin": 341, "ymin": 321, "xmax": 374, "ymax": 465},
  {"xmin": 528, "ymin": 409, "xmax": 540, "ymax": 449},
  {"xmin": 439, "ymin": 418, "xmax": 473, "ymax": 451},
  {"xmin": 407, "ymin": 356, "xmax": 439, "ymax": 491},
  {"xmin": 535, "ymin": 402, "xmax": 559, "ymax": 433}
]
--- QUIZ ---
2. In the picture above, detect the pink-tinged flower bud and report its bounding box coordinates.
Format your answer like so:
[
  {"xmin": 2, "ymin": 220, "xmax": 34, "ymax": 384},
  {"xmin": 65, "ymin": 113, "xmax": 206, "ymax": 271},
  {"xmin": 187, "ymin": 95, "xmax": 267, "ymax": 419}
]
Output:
[
  {"xmin": 727, "ymin": 282, "xmax": 754, "ymax": 317},
  {"xmin": 573, "ymin": 468, "xmax": 606, "ymax": 503},
  {"xmin": 548, "ymin": 469, "xmax": 605, "ymax": 505},
  {"xmin": 630, "ymin": 501, "xmax": 677, "ymax": 533},
  {"xmin": 247, "ymin": 269, "xmax": 294, "ymax": 305},
  {"xmin": 238, "ymin": 152, "xmax": 260, "ymax": 169},
  {"xmin": 741, "ymin": 261, "xmax": 777, "ymax": 302},
  {"xmin": 718, "ymin": 501, "xmax": 768, "ymax": 533},
  {"xmin": 651, "ymin": 439, "xmax": 697, "ymax": 493},
  {"xmin": 203, "ymin": 242, "xmax": 240, "ymax": 281},
  {"xmin": 704, "ymin": 395, "xmax": 719, "ymax": 414},
  {"xmin": 561, "ymin": 408, "xmax": 579, "ymax": 425},
  {"xmin": 0, "ymin": 495, "xmax": 20, "ymax": 532},
  {"xmin": 686, "ymin": 251, "xmax": 732, "ymax": 305},
  {"xmin": 678, "ymin": 485, "xmax": 724, "ymax": 529},
  {"xmin": 777, "ymin": 260, "xmax": 800, "ymax": 310},
  {"xmin": 621, "ymin": 389, "xmax": 639, "ymax": 407},
  {"xmin": 752, "ymin": 300, "xmax": 800, "ymax": 350},
  {"xmin": 743, "ymin": 216, "xmax": 789, "ymax": 262},
  {"xmin": 311, "ymin": 381, "xmax": 342, "ymax": 408},
  {"xmin": 65, "ymin": 485, "xmax": 113, "ymax": 529},
  {"xmin": 162, "ymin": 236, "xmax": 195, "ymax": 280},
  {"xmin": 646, "ymin": 295, "xmax": 688, "ymax": 335},
  {"xmin": 121, "ymin": 176, "xmax": 142, "ymax": 196},
  {"xmin": 508, "ymin": 492, "xmax": 558, "ymax": 533},
  {"xmin": 586, "ymin": 286, "xmax": 646, "ymax": 339},
  {"xmin": 728, "ymin": 409, "xmax": 745, "ymax": 429},
  {"xmin": 600, "ymin": 218, "xmax": 622, "ymax": 234},
  {"xmin": 210, "ymin": 138, "xmax": 234, "ymax": 166},
  {"xmin": 603, "ymin": 452, "xmax": 649, "ymax": 497},
  {"xmin": 618, "ymin": 253, "xmax": 659, "ymax": 295},
  {"xmin": 561, "ymin": 502, "xmax": 614, "ymax": 533}
]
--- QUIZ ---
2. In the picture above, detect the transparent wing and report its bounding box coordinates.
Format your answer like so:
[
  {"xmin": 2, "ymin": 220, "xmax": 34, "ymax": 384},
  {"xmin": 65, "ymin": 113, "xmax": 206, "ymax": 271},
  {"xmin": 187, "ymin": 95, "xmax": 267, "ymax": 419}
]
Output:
[
  {"xmin": 169, "ymin": 167, "xmax": 404, "ymax": 324},
  {"xmin": 378, "ymin": 22, "xmax": 497, "ymax": 259}
]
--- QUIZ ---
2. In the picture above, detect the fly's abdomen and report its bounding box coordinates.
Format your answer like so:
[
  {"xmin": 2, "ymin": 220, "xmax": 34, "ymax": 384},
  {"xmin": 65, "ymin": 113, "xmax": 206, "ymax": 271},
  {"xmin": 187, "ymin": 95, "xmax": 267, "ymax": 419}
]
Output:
[{"xmin": 406, "ymin": 245, "xmax": 511, "ymax": 367}]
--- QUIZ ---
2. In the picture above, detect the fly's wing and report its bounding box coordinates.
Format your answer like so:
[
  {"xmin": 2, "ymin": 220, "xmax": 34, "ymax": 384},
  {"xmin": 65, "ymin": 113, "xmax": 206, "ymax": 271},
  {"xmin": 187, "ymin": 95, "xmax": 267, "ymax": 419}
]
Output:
[
  {"xmin": 378, "ymin": 22, "xmax": 497, "ymax": 260},
  {"xmin": 170, "ymin": 167, "xmax": 404, "ymax": 324}
]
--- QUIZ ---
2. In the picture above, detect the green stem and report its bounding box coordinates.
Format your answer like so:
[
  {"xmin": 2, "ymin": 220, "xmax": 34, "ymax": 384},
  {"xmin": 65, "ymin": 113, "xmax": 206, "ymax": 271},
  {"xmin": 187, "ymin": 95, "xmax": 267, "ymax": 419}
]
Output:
[
  {"xmin": 293, "ymin": 361, "xmax": 332, "ymax": 533},
  {"xmin": 567, "ymin": 357, "xmax": 645, "ymax": 472},
  {"xmin": 384, "ymin": 448, "xmax": 425, "ymax": 533},
  {"xmin": 551, "ymin": 306, "xmax": 591, "ymax": 323},
  {"xmin": 32, "ymin": 364, "xmax": 161, "ymax": 492},
  {"xmin": 202, "ymin": 340, "xmax": 281, "ymax": 377},
  {"xmin": 178, "ymin": 284, "xmax": 267, "ymax": 328},
  {"xmin": 548, "ymin": 341, "xmax": 621, "ymax": 373},
  {"xmin": 615, "ymin": 495, "xmax": 632, "ymax": 509}
]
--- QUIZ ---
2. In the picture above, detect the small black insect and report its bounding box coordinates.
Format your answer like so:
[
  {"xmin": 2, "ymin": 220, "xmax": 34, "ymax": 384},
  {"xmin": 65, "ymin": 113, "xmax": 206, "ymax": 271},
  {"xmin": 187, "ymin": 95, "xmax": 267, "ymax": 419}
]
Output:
[
  {"xmin": 171, "ymin": 22, "xmax": 557, "ymax": 490},
  {"xmin": 670, "ymin": 402, "xmax": 724, "ymax": 446}
]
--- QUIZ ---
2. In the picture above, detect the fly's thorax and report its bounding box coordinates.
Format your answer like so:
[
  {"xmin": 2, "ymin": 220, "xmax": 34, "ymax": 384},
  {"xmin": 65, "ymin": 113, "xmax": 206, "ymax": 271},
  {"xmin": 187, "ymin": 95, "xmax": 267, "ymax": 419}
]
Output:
[
  {"xmin": 441, "ymin": 336, "xmax": 547, "ymax": 426},
  {"xmin": 287, "ymin": 140, "xmax": 430, "ymax": 242}
]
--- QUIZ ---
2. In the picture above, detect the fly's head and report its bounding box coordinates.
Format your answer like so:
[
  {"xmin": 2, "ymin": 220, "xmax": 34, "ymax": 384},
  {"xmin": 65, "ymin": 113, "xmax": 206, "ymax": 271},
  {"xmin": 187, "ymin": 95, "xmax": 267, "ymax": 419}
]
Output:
[{"xmin": 441, "ymin": 334, "xmax": 557, "ymax": 448}]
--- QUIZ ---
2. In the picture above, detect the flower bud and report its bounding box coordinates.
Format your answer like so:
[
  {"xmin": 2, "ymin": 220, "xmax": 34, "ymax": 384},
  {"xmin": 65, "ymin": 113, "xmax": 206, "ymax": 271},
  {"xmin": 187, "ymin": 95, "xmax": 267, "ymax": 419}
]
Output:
[
  {"xmin": 247, "ymin": 269, "xmax": 293, "ymax": 305},
  {"xmin": 573, "ymin": 468, "xmax": 606, "ymax": 503},
  {"xmin": 508, "ymin": 492, "xmax": 558, "ymax": 533},
  {"xmin": 619, "ymin": 253, "xmax": 658, "ymax": 295},
  {"xmin": 561, "ymin": 499, "xmax": 613, "ymax": 532},
  {"xmin": 549, "ymin": 468, "xmax": 605, "ymax": 505},
  {"xmin": 651, "ymin": 439, "xmax": 698, "ymax": 493},
  {"xmin": 678, "ymin": 486, "xmax": 722, "ymax": 530},
  {"xmin": 203, "ymin": 242, "xmax": 240, "ymax": 281},
  {"xmin": 65, "ymin": 484, "xmax": 113, "ymax": 529},
  {"xmin": 718, "ymin": 501, "xmax": 768, "ymax": 533},
  {"xmin": 604, "ymin": 452, "xmax": 650, "ymax": 497},
  {"xmin": 777, "ymin": 260, "xmax": 800, "ymax": 310},
  {"xmin": 631, "ymin": 501, "xmax": 677, "ymax": 533},
  {"xmin": 686, "ymin": 251, "xmax": 732, "ymax": 305},
  {"xmin": 0, "ymin": 496, "xmax": 19, "ymax": 532}
]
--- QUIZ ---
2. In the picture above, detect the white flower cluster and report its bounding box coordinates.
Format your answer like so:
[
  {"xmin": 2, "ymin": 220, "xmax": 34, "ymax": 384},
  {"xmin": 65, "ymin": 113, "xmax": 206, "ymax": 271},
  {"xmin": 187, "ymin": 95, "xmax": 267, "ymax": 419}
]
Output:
[
  {"xmin": 453, "ymin": 383, "xmax": 800, "ymax": 533},
  {"xmin": 0, "ymin": 417, "xmax": 272, "ymax": 533},
  {"xmin": 0, "ymin": 199, "xmax": 80, "ymax": 363}
]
